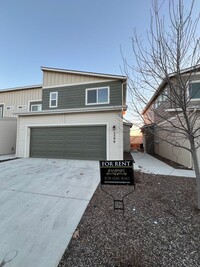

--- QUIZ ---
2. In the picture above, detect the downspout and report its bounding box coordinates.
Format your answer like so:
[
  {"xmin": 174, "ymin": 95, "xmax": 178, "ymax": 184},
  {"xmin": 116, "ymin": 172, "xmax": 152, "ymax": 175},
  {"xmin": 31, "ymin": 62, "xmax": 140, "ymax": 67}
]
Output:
[
  {"xmin": 122, "ymin": 81, "xmax": 127, "ymax": 158},
  {"xmin": 121, "ymin": 81, "xmax": 127, "ymax": 116}
]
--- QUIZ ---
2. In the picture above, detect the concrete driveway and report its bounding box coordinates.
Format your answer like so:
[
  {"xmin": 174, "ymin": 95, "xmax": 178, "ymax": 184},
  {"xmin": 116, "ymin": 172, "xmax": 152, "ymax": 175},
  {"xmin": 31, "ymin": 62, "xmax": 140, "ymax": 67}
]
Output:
[{"xmin": 0, "ymin": 158, "xmax": 100, "ymax": 267}]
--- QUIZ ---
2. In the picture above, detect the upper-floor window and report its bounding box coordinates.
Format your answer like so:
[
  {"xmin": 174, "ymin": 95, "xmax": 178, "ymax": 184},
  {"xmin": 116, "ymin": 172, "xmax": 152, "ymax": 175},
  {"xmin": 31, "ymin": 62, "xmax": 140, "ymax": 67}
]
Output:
[
  {"xmin": 49, "ymin": 92, "xmax": 58, "ymax": 108},
  {"xmin": 86, "ymin": 87, "xmax": 109, "ymax": 105},
  {"xmin": 18, "ymin": 105, "xmax": 27, "ymax": 112},
  {"xmin": 189, "ymin": 81, "xmax": 200, "ymax": 100},
  {"xmin": 6, "ymin": 106, "xmax": 14, "ymax": 111},
  {"xmin": 154, "ymin": 87, "xmax": 169, "ymax": 109},
  {"xmin": 31, "ymin": 104, "xmax": 42, "ymax": 112}
]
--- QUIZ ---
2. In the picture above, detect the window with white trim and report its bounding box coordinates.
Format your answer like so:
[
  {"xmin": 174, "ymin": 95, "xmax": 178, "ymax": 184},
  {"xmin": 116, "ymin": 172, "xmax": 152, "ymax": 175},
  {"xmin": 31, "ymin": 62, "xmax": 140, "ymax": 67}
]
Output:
[
  {"xmin": 17, "ymin": 105, "xmax": 27, "ymax": 111},
  {"xmin": 86, "ymin": 87, "xmax": 109, "ymax": 105},
  {"xmin": 31, "ymin": 104, "xmax": 42, "ymax": 112},
  {"xmin": 6, "ymin": 106, "xmax": 14, "ymax": 110},
  {"xmin": 189, "ymin": 81, "xmax": 200, "ymax": 99},
  {"xmin": 49, "ymin": 92, "xmax": 58, "ymax": 108}
]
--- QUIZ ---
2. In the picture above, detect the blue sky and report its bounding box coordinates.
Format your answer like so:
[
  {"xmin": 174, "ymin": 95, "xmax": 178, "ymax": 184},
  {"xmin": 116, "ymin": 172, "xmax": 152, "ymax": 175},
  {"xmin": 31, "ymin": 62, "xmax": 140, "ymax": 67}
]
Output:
[
  {"xmin": 1, "ymin": 1, "xmax": 199, "ymax": 93},
  {"xmin": 0, "ymin": 0, "xmax": 154, "ymax": 89}
]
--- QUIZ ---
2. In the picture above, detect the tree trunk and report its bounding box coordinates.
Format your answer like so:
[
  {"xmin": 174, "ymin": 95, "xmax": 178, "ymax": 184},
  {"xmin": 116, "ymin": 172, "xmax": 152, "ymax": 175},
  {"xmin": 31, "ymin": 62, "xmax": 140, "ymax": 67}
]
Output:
[{"xmin": 190, "ymin": 140, "xmax": 200, "ymax": 209}]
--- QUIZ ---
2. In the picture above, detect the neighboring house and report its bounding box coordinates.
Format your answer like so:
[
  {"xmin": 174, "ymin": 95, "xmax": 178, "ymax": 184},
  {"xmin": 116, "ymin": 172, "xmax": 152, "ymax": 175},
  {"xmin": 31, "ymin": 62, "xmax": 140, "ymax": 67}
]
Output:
[
  {"xmin": 130, "ymin": 135, "xmax": 143, "ymax": 151},
  {"xmin": 0, "ymin": 84, "xmax": 42, "ymax": 117},
  {"xmin": 142, "ymin": 66, "xmax": 200, "ymax": 169},
  {"xmin": 123, "ymin": 122, "xmax": 133, "ymax": 152},
  {"xmin": 1, "ymin": 66, "xmax": 129, "ymax": 160},
  {"xmin": 0, "ymin": 85, "xmax": 42, "ymax": 155},
  {"xmin": 0, "ymin": 118, "xmax": 17, "ymax": 155}
]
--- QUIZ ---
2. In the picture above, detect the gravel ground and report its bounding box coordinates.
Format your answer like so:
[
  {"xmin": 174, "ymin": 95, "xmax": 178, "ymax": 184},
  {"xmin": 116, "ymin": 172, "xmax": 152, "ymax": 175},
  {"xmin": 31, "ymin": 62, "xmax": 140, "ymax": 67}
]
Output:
[{"xmin": 58, "ymin": 172, "xmax": 200, "ymax": 267}]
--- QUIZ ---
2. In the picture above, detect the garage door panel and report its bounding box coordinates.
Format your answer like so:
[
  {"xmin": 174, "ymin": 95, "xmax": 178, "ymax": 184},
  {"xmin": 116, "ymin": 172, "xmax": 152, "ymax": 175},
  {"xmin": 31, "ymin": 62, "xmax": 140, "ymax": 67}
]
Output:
[{"xmin": 30, "ymin": 126, "xmax": 106, "ymax": 160}]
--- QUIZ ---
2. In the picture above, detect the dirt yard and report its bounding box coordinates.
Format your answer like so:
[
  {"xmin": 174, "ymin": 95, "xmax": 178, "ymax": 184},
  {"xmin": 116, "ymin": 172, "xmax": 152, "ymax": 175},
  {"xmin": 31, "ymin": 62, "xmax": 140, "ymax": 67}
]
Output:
[{"xmin": 58, "ymin": 172, "xmax": 200, "ymax": 267}]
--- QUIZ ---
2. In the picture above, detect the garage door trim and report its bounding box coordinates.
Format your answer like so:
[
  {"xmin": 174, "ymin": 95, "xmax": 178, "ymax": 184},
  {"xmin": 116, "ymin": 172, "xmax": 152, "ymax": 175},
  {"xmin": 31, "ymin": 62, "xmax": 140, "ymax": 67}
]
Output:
[{"xmin": 25, "ymin": 123, "xmax": 109, "ymax": 159}]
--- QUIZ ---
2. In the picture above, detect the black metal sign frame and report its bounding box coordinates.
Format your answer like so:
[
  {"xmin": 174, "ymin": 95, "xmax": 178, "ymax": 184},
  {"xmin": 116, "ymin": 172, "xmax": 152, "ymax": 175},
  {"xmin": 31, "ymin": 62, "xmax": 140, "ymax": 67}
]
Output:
[{"xmin": 100, "ymin": 160, "xmax": 135, "ymax": 216}]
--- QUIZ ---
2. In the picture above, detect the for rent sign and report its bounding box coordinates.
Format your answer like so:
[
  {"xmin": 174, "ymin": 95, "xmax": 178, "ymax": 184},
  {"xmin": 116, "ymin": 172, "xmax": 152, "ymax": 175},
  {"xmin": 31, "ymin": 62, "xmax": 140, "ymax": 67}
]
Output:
[{"xmin": 100, "ymin": 160, "xmax": 134, "ymax": 185}]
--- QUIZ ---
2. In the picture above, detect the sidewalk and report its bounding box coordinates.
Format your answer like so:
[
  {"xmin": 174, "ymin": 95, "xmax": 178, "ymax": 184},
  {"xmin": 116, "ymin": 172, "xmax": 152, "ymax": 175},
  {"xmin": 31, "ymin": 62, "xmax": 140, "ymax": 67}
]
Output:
[
  {"xmin": 131, "ymin": 152, "xmax": 196, "ymax": 178},
  {"xmin": 0, "ymin": 154, "xmax": 16, "ymax": 162}
]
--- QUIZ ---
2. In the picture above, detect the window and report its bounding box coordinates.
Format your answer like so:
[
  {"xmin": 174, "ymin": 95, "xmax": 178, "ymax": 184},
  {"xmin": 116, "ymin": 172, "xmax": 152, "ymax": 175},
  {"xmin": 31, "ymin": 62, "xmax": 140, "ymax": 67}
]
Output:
[
  {"xmin": 31, "ymin": 104, "xmax": 42, "ymax": 112},
  {"xmin": 86, "ymin": 87, "xmax": 109, "ymax": 105},
  {"xmin": 49, "ymin": 92, "xmax": 58, "ymax": 108},
  {"xmin": 154, "ymin": 88, "xmax": 169, "ymax": 109},
  {"xmin": 189, "ymin": 82, "xmax": 200, "ymax": 100},
  {"xmin": 18, "ymin": 105, "xmax": 27, "ymax": 111},
  {"xmin": 6, "ymin": 106, "xmax": 14, "ymax": 110}
]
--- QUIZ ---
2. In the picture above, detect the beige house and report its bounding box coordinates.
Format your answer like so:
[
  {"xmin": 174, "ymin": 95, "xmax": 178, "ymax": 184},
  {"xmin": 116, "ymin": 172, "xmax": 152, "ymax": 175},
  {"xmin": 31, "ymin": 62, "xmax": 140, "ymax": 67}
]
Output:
[
  {"xmin": 0, "ymin": 85, "xmax": 42, "ymax": 118},
  {"xmin": 142, "ymin": 66, "xmax": 200, "ymax": 169},
  {"xmin": 0, "ymin": 85, "xmax": 42, "ymax": 155},
  {"xmin": 1, "ymin": 67, "xmax": 131, "ymax": 160}
]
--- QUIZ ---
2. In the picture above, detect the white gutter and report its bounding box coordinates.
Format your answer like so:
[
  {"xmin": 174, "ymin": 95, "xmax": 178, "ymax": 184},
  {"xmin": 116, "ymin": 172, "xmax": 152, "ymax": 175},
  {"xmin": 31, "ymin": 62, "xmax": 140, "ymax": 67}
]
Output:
[{"xmin": 15, "ymin": 105, "xmax": 126, "ymax": 116}]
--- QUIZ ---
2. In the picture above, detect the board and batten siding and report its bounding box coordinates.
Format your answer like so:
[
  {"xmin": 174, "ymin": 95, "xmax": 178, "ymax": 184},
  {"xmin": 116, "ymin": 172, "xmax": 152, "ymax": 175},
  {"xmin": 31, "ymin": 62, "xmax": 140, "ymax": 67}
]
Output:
[
  {"xmin": 0, "ymin": 88, "xmax": 42, "ymax": 117},
  {"xmin": 43, "ymin": 70, "xmax": 117, "ymax": 87},
  {"xmin": 42, "ymin": 81, "xmax": 123, "ymax": 110},
  {"xmin": 154, "ymin": 125, "xmax": 192, "ymax": 168},
  {"xmin": 16, "ymin": 111, "xmax": 123, "ymax": 160}
]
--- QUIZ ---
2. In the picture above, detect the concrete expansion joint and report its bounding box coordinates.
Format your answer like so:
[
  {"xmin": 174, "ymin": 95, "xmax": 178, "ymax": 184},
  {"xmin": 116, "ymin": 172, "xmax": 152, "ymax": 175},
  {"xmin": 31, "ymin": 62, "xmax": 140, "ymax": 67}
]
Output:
[{"xmin": 0, "ymin": 187, "xmax": 89, "ymax": 202}]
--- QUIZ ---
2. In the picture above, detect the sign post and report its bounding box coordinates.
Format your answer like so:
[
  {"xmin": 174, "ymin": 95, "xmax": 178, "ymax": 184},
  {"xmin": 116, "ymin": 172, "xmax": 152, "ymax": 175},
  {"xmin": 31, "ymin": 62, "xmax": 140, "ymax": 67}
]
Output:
[{"xmin": 99, "ymin": 160, "xmax": 135, "ymax": 216}]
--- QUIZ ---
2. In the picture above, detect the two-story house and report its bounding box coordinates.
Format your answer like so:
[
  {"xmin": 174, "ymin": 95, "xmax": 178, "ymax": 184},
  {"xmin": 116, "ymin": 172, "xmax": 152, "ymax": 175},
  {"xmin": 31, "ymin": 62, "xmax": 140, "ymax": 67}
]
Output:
[
  {"xmin": 0, "ymin": 84, "xmax": 43, "ymax": 155},
  {"xmin": 1, "ymin": 66, "xmax": 129, "ymax": 160},
  {"xmin": 142, "ymin": 66, "xmax": 200, "ymax": 169}
]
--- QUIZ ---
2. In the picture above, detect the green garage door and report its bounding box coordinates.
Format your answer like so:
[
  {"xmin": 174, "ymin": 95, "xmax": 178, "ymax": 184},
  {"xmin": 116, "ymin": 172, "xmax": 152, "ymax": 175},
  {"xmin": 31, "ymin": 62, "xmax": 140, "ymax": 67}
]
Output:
[{"xmin": 30, "ymin": 125, "xmax": 106, "ymax": 160}]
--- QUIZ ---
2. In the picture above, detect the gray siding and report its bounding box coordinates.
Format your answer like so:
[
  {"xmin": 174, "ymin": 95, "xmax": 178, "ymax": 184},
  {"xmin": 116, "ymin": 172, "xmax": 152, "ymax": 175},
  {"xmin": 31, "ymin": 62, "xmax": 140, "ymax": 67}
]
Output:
[
  {"xmin": 30, "ymin": 125, "xmax": 106, "ymax": 160},
  {"xmin": 42, "ymin": 81, "xmax": 122, "ymax": 110}
]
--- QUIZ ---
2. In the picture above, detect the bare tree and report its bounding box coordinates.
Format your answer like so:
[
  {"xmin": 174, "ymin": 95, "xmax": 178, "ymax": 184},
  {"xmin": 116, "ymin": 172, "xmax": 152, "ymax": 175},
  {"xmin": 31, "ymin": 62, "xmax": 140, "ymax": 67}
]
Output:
[{"xmin": 124, "ymin": 0, "xmax": 200, "ymax": 209}]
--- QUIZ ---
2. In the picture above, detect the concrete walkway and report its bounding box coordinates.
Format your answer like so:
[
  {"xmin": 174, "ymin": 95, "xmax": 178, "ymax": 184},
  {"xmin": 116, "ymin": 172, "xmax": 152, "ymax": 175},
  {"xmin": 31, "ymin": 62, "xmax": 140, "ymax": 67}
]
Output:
[{"xmin": 131, "ymin": 152, "xmax": 196, "ymax": 178}]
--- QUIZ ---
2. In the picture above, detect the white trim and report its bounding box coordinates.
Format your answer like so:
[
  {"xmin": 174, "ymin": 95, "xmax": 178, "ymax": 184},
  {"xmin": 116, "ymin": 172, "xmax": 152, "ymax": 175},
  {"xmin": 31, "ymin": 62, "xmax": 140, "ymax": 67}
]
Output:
[
  {"xmin": 85, "ymin": 86, "xmax": 110, "ymax": 105},
  {"xmin": 25, "ymin": 123, "xmax": 109, "ymax": 159},
  {"xmin": 6, "ymin": 106, "xmax": 14, "ymax": 111},
  {"xmin": 188, "ymin": 80, "xmax": 200, "ymax": 84},
  {"xmin": 42, "ymin": 79, "xmax": 115, "ymax": 89},
  {"xmin": 182, "ymin": 71, "xmax": 200, "ymax": 77},
  {"xmin": 41, "ymin": 66, "xmax": 126, "ymax": 80},
  {"xmin": 28, "ymin": 99, "xmax": 42, "ymax": 110},
  {"xmin": 17, "ymin": 105, "xmax": 27, "ymax": 110},
  {"xmin": 49, "ymin": 92, "xmax": 58, "ymax": 108},
  {"xmin": 190, "ymin": 98, "xmax": 200, "ymax": 101},
  {"xmin": 188, "ymin": 80, "xmax": 200, "ymax": 100},
  {"xmin": 15, "ymin": 105, "xmax": 124, "ymax": 116},
  {"xmin": 165, "ymin": 108, "xmax": 182, "ymax": 112},
  {"xmin": 30, "ymin": 104, "xmax": 42, "ymax": 112}
]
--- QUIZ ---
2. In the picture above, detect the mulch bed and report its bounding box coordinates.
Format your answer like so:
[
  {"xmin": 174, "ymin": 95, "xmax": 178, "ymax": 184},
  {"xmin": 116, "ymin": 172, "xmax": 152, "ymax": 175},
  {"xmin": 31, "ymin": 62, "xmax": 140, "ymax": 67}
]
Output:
[{"xmin": 58, "ymin": 172, "xmax": 200, "ymax": 267}]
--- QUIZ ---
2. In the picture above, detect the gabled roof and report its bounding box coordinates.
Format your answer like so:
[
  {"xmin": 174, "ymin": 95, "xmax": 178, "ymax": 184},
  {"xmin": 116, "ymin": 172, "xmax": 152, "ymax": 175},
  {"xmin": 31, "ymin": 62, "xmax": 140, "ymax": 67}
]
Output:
[
  {"xmin": 142, "ymin": 65, "xmax": 200, "ymax": 114},
  {"xmin": 41, "ymin": 66, "xmax": 127, "ymax": 81}
]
